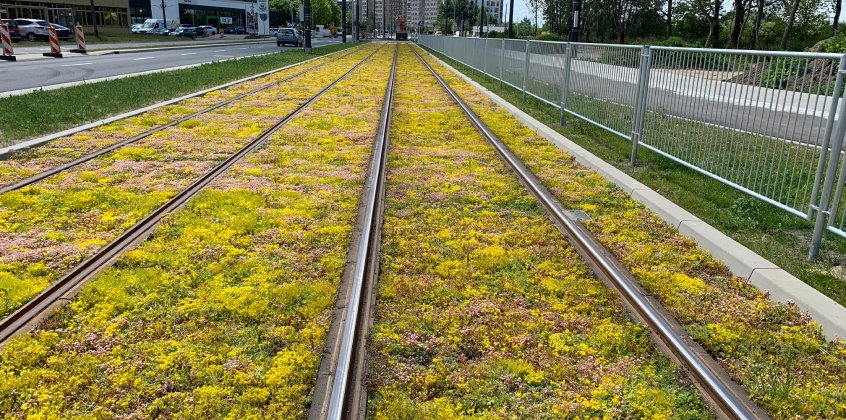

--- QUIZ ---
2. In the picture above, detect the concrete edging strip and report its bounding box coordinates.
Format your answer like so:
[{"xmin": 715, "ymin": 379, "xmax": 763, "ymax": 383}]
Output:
[
  {"xmin": 421, "ymin": 47, "xmax": 846, "ymax": 341},
  {"xmin": 0, "ymin": 46, "xmax": 348, "ymax": 158}
]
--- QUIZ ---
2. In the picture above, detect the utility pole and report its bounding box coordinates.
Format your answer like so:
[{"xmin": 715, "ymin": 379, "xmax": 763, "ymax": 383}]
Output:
[
  {"xmin": 568, "ymin": 0, "xmax": 580, "ymax": 41},
  {"xmin": 304, "ymin": 0, "xmax": 312, "ymax": 52},
  {"xmin": 92, "ymin": 0, "xmax": 100, "ymax": 36},
  {"xmin": 342, "ymin": 0, "xmax": 346, "ymax": 43},
  {"xmin": 507, "ymin": 0, "xmax": 513, "ymax": 37}
]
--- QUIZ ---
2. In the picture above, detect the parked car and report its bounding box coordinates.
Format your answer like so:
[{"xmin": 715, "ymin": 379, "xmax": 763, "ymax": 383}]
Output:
[
  {"xmin": 14, "ymin": 18, "xmax": 51, "ymax": 42},
  {"xmin": 49, "ymin": 24, "xmax": 74, "ymax": 40},
  {"xmin": 225, "ymin": 26, "xmax": 245, "ymax": 34},
  {"xmin": 199, "ymin": 25, "xmax": 217, "ymax": 35},
  {"xmin": 0, "ymin": 19, "xmax": 21, "ymax": 42},
  {"xmin": 276, "ymin": 28, "xmax": 301, "ymax": 47},
  {"xmin": 168, "ymin": 27, "xmax": 197, "ymax": 39},
  {"xmin": 147, "ymin": 27, "xmax": 168, "ymax": 35},
  {"xmin": 321, "ymin": 28, "xmax": 331, "ymax": 37},
  {"xmin": 131, "ymin": 23, "xmax": 142, "ymax": 34},
  {"xmin": 336, "ymin": 28, "xmax": 343, "ymax": 38},
  {"xmin": 190, "ymin": 27, "xmax": 207, "ymax": 37}
]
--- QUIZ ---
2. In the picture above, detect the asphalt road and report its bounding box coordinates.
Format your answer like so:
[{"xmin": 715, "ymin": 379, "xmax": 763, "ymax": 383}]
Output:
[{"xmin": 0, "ymin": 37, "xmax": 345, "ymax": 93}]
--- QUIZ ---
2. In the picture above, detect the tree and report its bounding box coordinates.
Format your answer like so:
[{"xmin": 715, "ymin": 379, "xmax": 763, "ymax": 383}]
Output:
[
  {"xmin": 312, "ymin": 0, "xmax": 332, "ymax": 26},
  {"xmin": 524, "ymin": 0, "xmax": 542, "ymax": 35},
  {"xmin": 270, "ymin": 0, "xmax": 298, "ymax": 25},
  {"xmin": 726, "ymin": 0, "xmax": 750, "ymax": 47},
  {"xmin": 693, "ymin": 0, "xmax": 723, "ymax": 47},
  {"xmin": 331, "ymin": 0, "xmax": 342, "ymax": 27},
  {"xmin": 438, "ymin": 0, "xmax": 454, "ymax": 33},
  {"xmin": 780, "ymin": 0, "xmax": 801, "ymax": 49}
]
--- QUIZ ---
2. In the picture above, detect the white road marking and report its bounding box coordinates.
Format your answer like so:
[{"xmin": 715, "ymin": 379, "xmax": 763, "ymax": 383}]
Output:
[
  {"xmin": 239, "ymin": 47, "xmax": 248, "ymax": 49},
  {"xmin": 134, "ymin": 56, "xmax": 156, "ymax": 60},
  {"xmin": 214, "ymin": 49, "xmax": 226, "ymax": 52},
  {"xmin": 213, "ymin": 55, "xmax": 231, "ymax": 57},
  {"xmin": 61, "ymin": 63, "xmax": 93, "ymax": 67},
  {"xmin": 180, "ymin": 52, "xmax": 197, "ymax": 56}
]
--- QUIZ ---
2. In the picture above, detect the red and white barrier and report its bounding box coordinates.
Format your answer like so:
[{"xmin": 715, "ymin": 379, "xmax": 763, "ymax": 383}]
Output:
[
  {"xmin": 42, "ymin": 26, "xmax": 62, "ymax": 58},
  {"xmin": 70, "ymin": 24, "xmax": 86, "ymax": 53},
  {"xmin": 0, "ymin": 23, "xmax": 14, "ymax": 61}
]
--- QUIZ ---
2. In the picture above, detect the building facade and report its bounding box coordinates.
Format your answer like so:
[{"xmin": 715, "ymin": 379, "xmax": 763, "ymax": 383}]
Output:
[
  {"xmin": 0, "ymin": 0, "xmax": 131, "ymax": 32},
  {"xmin": 406, "ymin": 0, "xmax": 435, "ymax": 33}
]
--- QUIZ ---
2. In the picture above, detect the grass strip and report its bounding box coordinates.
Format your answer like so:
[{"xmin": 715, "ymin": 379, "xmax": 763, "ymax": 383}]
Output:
[
  {"xmin": 0, "ymin": 44, "xmax": 395, "ymax": 419},
  {"xmin": 0, "ymin": 42, "xmax": 361, "ymax": 146},
  {"xmin": 417, "ymin": 45, "xmax": 846, "ymax": 419},
  {"xmin": 366, "ymin": 44, "xmax": 714, "ymax": 419},
  {"xmin": 418, "ymin": 45, "xmax": 846, "ymax": 310},
  {"xmin": 0, "ymin": 46, "xmax": 378, "ymax": 320}
]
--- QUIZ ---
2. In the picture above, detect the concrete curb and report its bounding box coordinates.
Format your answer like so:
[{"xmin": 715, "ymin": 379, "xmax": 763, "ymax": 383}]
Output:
[
  {"xmin": 5, "ymin": 40, "xmax": 276, "ymax": 62},
  {"xmin": 422, "ymin": 48, "xmax": 846, "ymax": 341},
  {"xmin": 0, "ymin": 46, "xmax": 348, "ymax": 158}
]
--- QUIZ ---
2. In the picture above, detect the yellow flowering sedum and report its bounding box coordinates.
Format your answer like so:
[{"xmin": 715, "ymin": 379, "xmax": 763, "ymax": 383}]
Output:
[
  {"xmin": 0, "ymin": 46, "xmax": 378, "ymax": 320},
  {"xmin": 415, "ymin": 44, "xmax": 846, "ymax": 419},
  {"xmin": 0, "ymin": 44, "xmax": 394, "ymax": 418},
  {"xmin": 367, "ymin": 45, "xmax": 713, "ymax": 419}
]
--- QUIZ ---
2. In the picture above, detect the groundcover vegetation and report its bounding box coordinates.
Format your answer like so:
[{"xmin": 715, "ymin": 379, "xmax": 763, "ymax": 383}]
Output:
[
  {"xmin": 0, "ymin": 44, "xmax": 394, "ymax": 417},
  {"xmin": 0, "ymin": 45, "xmax": 376, "ymax": 321},
  {"xmin": 414, "ymin": 45, "xmax": 846, "ymax": 419}
]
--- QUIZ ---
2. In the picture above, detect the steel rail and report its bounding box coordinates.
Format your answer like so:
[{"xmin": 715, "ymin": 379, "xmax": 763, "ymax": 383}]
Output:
[
  {"xmin": 411, "ymin": 46, "xmax": 764, "ymax": 420},
  {"xmin": 324, "ymin": 44, "xmax": 397, "ymax": 420},
  {"xmin": 0, "ymin": 44, "xmax": 385, "ymax": 346},
  {"xmin": 0, "ymin": 47, "xmax": 367, "ymax": 194}
]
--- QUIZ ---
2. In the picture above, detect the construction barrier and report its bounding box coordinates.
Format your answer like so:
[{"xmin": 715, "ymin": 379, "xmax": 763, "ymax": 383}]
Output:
[
  {"xmin": 42, "ymin": 26, "xmax": 62, "ymax": 58},
  {"xmin": 70, "ymin": 24, "xmax": 86, "ymax": 53},
  {"xmin": 0, "ymin": 23, "xmax": 14, "ymax": 61}
]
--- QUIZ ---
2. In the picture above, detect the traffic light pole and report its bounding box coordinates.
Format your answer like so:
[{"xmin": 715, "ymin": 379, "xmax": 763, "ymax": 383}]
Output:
[
  {"xmin": 342, "ymin": 0, "xmax": 346, "ymax": 43},
  {"xmin": 568, "ymin": 0, "xmax": 580, "ymax": 41},
  {"xmin": 304, "ymin": 0, "xmax": 312, "ymax": 52}
]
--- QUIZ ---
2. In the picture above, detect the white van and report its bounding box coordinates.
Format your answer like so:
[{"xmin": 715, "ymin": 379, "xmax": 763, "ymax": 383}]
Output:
[{"xmin": 137, "ymin": 19, "xmax": 179, "ymax": 34}]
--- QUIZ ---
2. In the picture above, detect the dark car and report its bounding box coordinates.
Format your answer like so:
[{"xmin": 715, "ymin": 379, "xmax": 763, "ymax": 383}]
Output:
[
  {"xmin": 147, "ymin": 27, "xmax": 168, "ymax": 35},
  {"xmin": 0, "ymin": 19, "xmax": 21, "ymax": 42},
  {"xmin": 190, "ymin": 27, "xmax": 207, "ymax": 37},
  {"xmin": 225, "ymin": 26, "xmax": 245, "ymax": 34},
  {"xmin": 168, "ymin": 27, "xmax": 197, "ymax": 39},
  {"xmin": 50, "ymin": 24, "xmax": 74, "ymax": 40}
]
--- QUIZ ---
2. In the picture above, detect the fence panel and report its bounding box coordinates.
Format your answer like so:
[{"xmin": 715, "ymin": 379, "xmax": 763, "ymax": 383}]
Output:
[
  {"xmin": 416, "ymin": 35, "xmax": 846, "ymax": 254},
  {"xmin": 501, "ymin": 39, "xmax": 527, "ymax": 91},
  {"xmin": 524, "ymin": 40, "xmax": 568, "ymax": 108},
  {"xmin": 565, "ymin": 43, "xmax": 643, "ymax": 139},
  {"xmin": 642, "ymin": 48, "xmax": 842, "ymax": 219}
]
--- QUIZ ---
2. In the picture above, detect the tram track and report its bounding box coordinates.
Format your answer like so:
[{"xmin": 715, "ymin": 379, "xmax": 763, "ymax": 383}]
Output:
[
  {"xmin": 0, "ymin": 44, "xmax": 386, "ymax": 346},
  {"xmin": 410, "ymin": 45, "xmax": 768, "ymax": 420},
  {"xmin": 0, "ymin": 47, "xmax": 364, "ymax": 194},
  {"xmin": 314, "ymin": 43, "xmax": 770, "ymax": 420}
]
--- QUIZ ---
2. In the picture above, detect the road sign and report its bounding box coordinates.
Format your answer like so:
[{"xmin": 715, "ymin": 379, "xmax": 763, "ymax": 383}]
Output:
[
  {"xmin": 418, "ymin": 20, "xmax": 423, "ymax": 25},
  {"xmin": 220, "ymin": 17, "xmax": 233, "ymax": 24},
  {"xmin": 293, "ymin": 18, "xmax": 300, "ymax": 24}
]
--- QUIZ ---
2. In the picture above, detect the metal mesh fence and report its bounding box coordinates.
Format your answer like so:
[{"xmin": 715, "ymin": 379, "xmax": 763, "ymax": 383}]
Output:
[{"xmin": 416, "ymin": 35, "xmax": 846, "ymax": 257}]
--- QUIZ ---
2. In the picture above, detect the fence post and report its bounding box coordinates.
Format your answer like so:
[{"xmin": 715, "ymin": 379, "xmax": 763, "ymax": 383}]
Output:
[
  {"xmin": 522, "ymin": 39, "xmax": 530, "ymax": 103},
  {"xmin": 808, "ymin": 57, "xmax": 846, "ymax": 221},
  {"xmin": 483, "ymin": 38, "xmax": 488, "ymax": 81},
  {"xmin": 630, "ymin": 45, "xmax": 652, "ymax": 166},
  {"xmin": 500, "ymin": 38, "xmax": 505, "ymax": 90},
  {"xmin": 559, "ymin": 42, "xmax": 573, "ymax": 126},
  {"xmin": 809, "ymin": 57, "xmax": 846, "ymax": 260}
]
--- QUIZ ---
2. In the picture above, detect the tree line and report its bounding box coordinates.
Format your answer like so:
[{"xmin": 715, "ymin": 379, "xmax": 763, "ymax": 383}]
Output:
[{"xmin": 437, "ymin": 0, "xmax": 845, "ymax": 51}]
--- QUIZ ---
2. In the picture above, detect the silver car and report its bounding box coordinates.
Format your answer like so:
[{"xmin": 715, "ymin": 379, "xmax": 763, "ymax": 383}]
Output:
[
  {"xmin": 276, "ymin": 28, "xmax": 301, "ymax": 47},
  {"xmin": 14, "ymin": 18, "xmax": 50, "ymax": 42}
]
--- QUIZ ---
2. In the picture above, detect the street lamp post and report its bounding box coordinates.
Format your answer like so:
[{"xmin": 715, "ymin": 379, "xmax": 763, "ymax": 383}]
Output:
[
  {"xmin": 342, "ymin": 0, "xmax": 346, "ymax": 43},
  {"xmin": 304, "ymin": 0, "xmax": 311, "ymax": 52}
]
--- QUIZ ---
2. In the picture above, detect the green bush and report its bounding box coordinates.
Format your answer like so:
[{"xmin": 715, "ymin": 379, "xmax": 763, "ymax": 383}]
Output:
[{"xmin": 533, "ymin": 33, "xmax": 565, "ymax": 42}]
